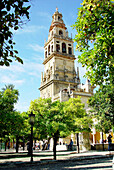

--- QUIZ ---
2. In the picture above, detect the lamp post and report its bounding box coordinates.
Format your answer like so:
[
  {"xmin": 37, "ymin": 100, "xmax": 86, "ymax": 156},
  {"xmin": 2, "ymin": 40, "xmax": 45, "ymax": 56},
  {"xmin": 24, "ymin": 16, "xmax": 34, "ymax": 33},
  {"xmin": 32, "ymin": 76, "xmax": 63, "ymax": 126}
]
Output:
[{"xmin": 29, "ymin": 111, "xmax": 35, "ymax": 162}]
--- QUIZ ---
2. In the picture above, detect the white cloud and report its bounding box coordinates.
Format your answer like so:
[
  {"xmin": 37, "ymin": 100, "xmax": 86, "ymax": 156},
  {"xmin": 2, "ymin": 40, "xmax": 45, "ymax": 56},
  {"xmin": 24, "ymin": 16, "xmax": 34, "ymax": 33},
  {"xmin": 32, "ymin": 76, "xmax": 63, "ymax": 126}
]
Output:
[
  {"xmin": 29, "ymin": 44, "xmax": 44, "ymax": 53},
  {"xmin": 37, "ymin": 12, "xmax": 51, "ymax": 21},
  {"xmin": 25, "ymin": 62, "xmax": 44, "ymax": 77},
  {"xmin": 13, "ymin": 25, "xmax": 47, "ymax": 34},
  {"xmin": 15, "ymin": 101, "xmax": 29, "ymax": 112},
  {"xmin": 1, "ymin": 75, "xmax": 25, "ymax": 85},
  {"xmin": 0, "ymin": 64, "xmax": 25, "ymax": 73},
  {"xmin": 0, "ymin": 56, "xmax": 44, "ymax": 88}
]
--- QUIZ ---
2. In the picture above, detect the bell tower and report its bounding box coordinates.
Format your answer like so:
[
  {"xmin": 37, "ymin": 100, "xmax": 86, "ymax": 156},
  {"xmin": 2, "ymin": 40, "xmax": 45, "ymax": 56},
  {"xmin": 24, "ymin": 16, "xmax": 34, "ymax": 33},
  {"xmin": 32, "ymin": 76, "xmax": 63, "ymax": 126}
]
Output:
[
  {"xmin": 39, "ymin": 8, "xmax": 81, "ymax": 101},
  {"xmin": 39, "ymin": 9, "xmax": 96, "ymax": 151}
]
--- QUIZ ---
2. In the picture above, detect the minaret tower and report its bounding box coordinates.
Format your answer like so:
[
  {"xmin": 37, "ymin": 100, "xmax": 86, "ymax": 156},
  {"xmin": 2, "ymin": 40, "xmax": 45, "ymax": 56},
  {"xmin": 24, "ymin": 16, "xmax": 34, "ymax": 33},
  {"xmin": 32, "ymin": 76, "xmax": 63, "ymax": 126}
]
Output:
[{"xmin": 39, "ymin": 8, "xmax": 80, "ymax": 101}]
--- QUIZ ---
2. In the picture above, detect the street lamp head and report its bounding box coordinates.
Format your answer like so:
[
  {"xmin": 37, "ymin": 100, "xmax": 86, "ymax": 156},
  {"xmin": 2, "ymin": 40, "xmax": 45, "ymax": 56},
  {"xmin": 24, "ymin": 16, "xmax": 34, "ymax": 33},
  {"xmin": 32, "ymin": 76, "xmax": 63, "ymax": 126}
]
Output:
[{"xmin": 29, "ymin": 111, "xmax": 35, "ymax": 125}]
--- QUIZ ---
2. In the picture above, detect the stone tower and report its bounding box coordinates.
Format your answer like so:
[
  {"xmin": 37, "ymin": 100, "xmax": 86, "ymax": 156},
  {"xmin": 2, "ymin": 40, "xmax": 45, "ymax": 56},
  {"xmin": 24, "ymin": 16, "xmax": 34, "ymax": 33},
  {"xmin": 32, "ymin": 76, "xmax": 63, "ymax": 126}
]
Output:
[
  {"xmin": 39, "ymin": 8, "xmax": 94, "ymax": 107},
  {"xmin": 39, "ymin": 8, "xmax": 96, "ymax": 151}
]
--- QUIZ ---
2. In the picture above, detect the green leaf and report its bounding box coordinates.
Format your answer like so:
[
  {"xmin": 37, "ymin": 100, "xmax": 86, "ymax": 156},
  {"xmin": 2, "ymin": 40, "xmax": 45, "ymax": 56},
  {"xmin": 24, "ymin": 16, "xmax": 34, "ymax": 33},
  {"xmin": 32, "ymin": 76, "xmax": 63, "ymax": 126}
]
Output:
[{"xmin": 4, "ymin": 61, "xmax": 10, "ymax": 66}]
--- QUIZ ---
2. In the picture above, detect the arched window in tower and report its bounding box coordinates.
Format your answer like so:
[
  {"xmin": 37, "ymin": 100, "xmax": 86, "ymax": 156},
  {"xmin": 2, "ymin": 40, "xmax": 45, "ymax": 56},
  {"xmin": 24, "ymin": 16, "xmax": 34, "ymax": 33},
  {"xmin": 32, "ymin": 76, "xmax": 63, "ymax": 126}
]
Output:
[
  {"xmin": 56, "ymin": 44, "xmax": 60, "ymax": 52},
  {"xmin": 58, "ymin": 16, "xmax": 60, "ymax": 20},
  {"xmin": 59, "ymin": 30, "xmax": 63, "ymax": 35},
  {"xmin": 62, "ymin": 43, "xmax": 66, "ymax": 53},
  {"xmin": 51, "ymin": 45, "xmax": 53, "ymax": 52},
  {"xmin": 68, "ymin": 47, "xmax": 72, "ymax": 54},
  {"xmin": 48, "ymin": 45, "xmax": 50, "ymax": 55},
  {"xmin": 45, "ymin": 51, "xmax": 47, "ymax": 58}
]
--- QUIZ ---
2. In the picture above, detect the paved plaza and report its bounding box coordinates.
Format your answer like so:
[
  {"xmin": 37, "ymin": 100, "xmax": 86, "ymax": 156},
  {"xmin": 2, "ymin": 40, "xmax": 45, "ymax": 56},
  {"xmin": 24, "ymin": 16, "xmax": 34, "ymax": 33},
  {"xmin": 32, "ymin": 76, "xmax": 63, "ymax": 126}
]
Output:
[{"xmin": 0, "ymin": 149, "xmax": 114, "ymax": 169}]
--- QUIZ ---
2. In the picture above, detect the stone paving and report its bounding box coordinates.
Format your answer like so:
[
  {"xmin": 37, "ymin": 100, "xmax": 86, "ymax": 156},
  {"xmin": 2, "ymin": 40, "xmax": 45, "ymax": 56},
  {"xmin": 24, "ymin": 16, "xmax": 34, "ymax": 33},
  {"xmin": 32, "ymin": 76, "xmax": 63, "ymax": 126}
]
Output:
[{"xmin": 0, "ymin": 149, "xmax": 114, "ymax": 169}]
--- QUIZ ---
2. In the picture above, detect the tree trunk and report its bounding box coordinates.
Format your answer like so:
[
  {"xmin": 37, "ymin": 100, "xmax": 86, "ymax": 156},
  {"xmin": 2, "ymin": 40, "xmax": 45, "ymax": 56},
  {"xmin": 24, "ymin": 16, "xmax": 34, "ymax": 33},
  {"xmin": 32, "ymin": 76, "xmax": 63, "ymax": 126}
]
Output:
[
  {"xmin": 102, "ymin": 131, "xmax": 104, "ymax": 151},
  {"xmin": 76, "ymin": 133, "xmax": 80, "ymax": 153},
  {"xmin": 1, "ymin": 139, "xmax": 2, "ymax": 150},
  {"xmin": 53, "ymin": 131, "xmax": 59, "ymax": 160},
  {"xmin": 34, "ymin": 139, "xmax": 36, "ymax": 151},
  {"xmin": 23, "ymin": 136, "xmax": 25, "ymax": 151},
  {"xmin": 5, "ymin": 141, "xmax": 7, "ymax": 151},
  {"xmin": 16, "ymin": 136, "xmax": 19, "ymax": 153},
  {"xmin": 53, "ymin": 137, "xmax": 57, "ymax": 160},
  {"xmin": 13, "ymin": 138, "xmax": 14, "ymax": 149},
  {"xmin": 8, "ymin": 138, "xmax": 10, "ymax": 149}
]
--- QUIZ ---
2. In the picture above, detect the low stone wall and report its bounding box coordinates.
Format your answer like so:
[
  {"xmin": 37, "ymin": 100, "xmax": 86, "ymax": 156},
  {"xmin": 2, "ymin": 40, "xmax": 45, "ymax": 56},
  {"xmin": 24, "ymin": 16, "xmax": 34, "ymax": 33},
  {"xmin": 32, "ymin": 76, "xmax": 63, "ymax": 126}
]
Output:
[{"xmin": 56, "ymin": 144, "xmax": 77, "ymax": 151}]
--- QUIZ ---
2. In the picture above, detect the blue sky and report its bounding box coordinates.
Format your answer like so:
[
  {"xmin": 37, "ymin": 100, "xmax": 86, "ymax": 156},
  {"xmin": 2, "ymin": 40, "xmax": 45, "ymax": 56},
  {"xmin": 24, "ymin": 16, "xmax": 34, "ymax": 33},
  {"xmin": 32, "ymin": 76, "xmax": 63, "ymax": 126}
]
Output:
[{"xmin": 0, "ymin": 0, "xmax": 88, "ymax": 112}]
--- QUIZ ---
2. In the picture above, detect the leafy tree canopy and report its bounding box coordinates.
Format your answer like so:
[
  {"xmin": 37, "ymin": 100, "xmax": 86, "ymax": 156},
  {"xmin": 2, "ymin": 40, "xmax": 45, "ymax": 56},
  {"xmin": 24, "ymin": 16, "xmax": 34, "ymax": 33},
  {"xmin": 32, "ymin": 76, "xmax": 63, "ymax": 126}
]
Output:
[
  {"xmin": 29, "ymin": 97, "xmax": 92, "ymax": 160},
  {"xmin": 0, "ymin": 0, "xmax": 31, "ymax": 66},
  {"xmin": 72, "ymin": 0, "xmax": 114, "ymax": 86},
  {"xmin": 29, "ymin": 97, "xmax": 92, "ymax": 139},
  {"xmin": 0, "ymin": 84, "xmax": 19, "ymax": 138},
  {"xmin": 88, "ymin": 84, "xmax": 114, "ymax": 133},
  {"xmin": 64, "ymin": 97, "xmax": 92, "ymax": 133}
]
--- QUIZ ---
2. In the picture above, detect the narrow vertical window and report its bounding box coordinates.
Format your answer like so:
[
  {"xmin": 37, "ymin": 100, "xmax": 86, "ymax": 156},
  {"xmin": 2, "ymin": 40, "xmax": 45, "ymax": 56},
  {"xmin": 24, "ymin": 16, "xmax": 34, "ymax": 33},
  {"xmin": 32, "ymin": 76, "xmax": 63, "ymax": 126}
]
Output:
[
  {"xmin": 51, "ymin": 45, "xmax": 53, "ymax": 52},
  {"xmin": 68, "ymin": 47, "xmax": 72, "ymax": 54},
  {"xmin": 62, "ymin": 43, "xmax": 66, "ymax": 53},
  {"xmin": 48, "ymin": 45, "xmax": 50, "ymax": 55},
  {"xmin": 56, "ymin": 44, "xmax": 60, "ymax": 52},
  {"xmin": 45, "ymin": 51, "xmax": 47, "ymax": 58}
]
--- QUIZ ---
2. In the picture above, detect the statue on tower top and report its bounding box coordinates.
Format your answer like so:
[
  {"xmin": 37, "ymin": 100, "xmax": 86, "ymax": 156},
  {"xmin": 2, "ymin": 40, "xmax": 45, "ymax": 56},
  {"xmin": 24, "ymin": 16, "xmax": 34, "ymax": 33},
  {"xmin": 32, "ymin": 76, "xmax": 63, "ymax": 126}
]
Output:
[{"xmin": 56, "ymin": 7, "xmax": 58, "ymax": 11}]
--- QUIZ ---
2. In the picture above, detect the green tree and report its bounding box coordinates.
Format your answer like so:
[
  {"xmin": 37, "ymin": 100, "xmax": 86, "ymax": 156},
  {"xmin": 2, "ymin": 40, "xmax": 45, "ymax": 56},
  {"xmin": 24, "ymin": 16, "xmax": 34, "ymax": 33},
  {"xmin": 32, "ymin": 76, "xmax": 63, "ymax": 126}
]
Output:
[
  {"xmin": 72, "ymin": 0, "xmax": 114, "ymax": 86},
  {"xmin": 64, "ymin": 97, "xmax": 92, "ymax": 152},
  {"xmin": 0, "ymin": 0, "xmax": 31, "ymax": 66},
  {"xmin": 0, "ymin": 85, "xmax": 19, "ymax": 143},
  {"xmin": 88, "ymin": 85, "xmax": 114, "ymax": 134},
  {"xmin": 29, "ymin": 97, "xmax": 90, "ymax": 159}
]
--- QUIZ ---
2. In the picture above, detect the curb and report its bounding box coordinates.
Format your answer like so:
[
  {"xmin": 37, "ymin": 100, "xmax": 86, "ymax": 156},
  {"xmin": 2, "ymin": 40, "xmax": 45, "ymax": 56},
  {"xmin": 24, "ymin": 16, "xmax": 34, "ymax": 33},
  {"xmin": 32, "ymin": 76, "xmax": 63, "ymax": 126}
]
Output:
[{"xmin": 0, "ymin": 154, "xmax": 113, "ymax": 168}]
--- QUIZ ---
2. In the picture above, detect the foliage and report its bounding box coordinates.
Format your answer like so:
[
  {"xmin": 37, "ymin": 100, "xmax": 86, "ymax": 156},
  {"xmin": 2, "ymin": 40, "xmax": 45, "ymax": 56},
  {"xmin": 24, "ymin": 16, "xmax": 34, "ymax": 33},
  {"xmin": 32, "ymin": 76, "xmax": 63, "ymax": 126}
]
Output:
[
  {"xmin": 29, "ymin": 97, "xmax": 92, "ymax": 139},
  {"xmin": 88, "ymin": 84, "xmax": 114, "ymax": 133},
  {"xmin": 0, "ymin": 84, "xmax": 19, "ymax": 138},
  {"xmin": 29, "ymin": 98, "xmax": 68, "ymax": 139},
  {"xmin": 72, "ymin": 0, "xmax": 114, "ymax": 86},
  {"xmin": 29, "ymin": 97, "xmax": 92, "ymax": 159},
  {"xmin": 63, "ymin": 97, "xmax": 92, "ymax": 133},
  {"xmin": 29, "ymin": 98, "xmax": 52, "ymax": 140},
  {"xmin": 11, "ymin": 111, "xmax": 27, "ymax": 138},
  {"xmin": 20, "ymin": 111, "xmax": 30, "ymax": 139},
  {"xmin": 0, "ymin": 0, "xmax": 31, "ymax": 66}
]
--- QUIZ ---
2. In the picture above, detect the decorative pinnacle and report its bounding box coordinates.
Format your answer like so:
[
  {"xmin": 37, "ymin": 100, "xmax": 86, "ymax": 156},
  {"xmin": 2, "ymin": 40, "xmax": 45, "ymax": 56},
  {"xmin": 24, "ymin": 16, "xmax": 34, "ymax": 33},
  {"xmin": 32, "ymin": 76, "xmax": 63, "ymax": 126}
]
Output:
[{"xmin": 56, "ymin": 7, "xmax": 58, "ymax": 11}]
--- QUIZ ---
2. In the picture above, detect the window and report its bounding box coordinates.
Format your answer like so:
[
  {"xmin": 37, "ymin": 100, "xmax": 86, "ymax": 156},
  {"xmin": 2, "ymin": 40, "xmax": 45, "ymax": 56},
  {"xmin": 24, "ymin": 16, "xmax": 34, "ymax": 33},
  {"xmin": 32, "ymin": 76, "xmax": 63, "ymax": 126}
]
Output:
[
  {"xmin": 56, "ymin": 44, "xmax": 60, "ymax": 52},
  {"xmin": 48, "ymin": 45, "xmax": 50, "ymax": 55},
  {"xmin": 58, "ymin": 16, "xmax": 60, "ymax": 20},
  {"xmin": 62, "ymin": 43, "xmax": 66, "ymax": 53},
  {"xmin": 59, "ymin": 30, "xmax": 63, "ymax": 35},
  {"xmin": 51, "ymin": 45, "xmax": 53, "ymax": 52},
  {"xmin": 68, "ymin": 47, "xmax": 72, "ymax": 54},
  {"xmin": 45, "ymin": 51, "xmax": 47, "ymax": 58}
]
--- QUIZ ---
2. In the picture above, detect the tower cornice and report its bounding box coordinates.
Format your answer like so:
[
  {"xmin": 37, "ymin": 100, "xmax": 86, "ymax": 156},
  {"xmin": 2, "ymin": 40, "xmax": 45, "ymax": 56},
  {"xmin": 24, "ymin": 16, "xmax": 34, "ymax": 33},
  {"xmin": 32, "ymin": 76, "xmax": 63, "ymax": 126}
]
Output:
[
  {"xmin": 43, "ymin": 52, "xmax": 75, "ymax": 65},
  {"xmin": 44, "ymin": 34, "xmax": 73, "ymax": 47},
  {"xmin": 39, "ymin": 79, "xmax": 78, "ymax": 91}
]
